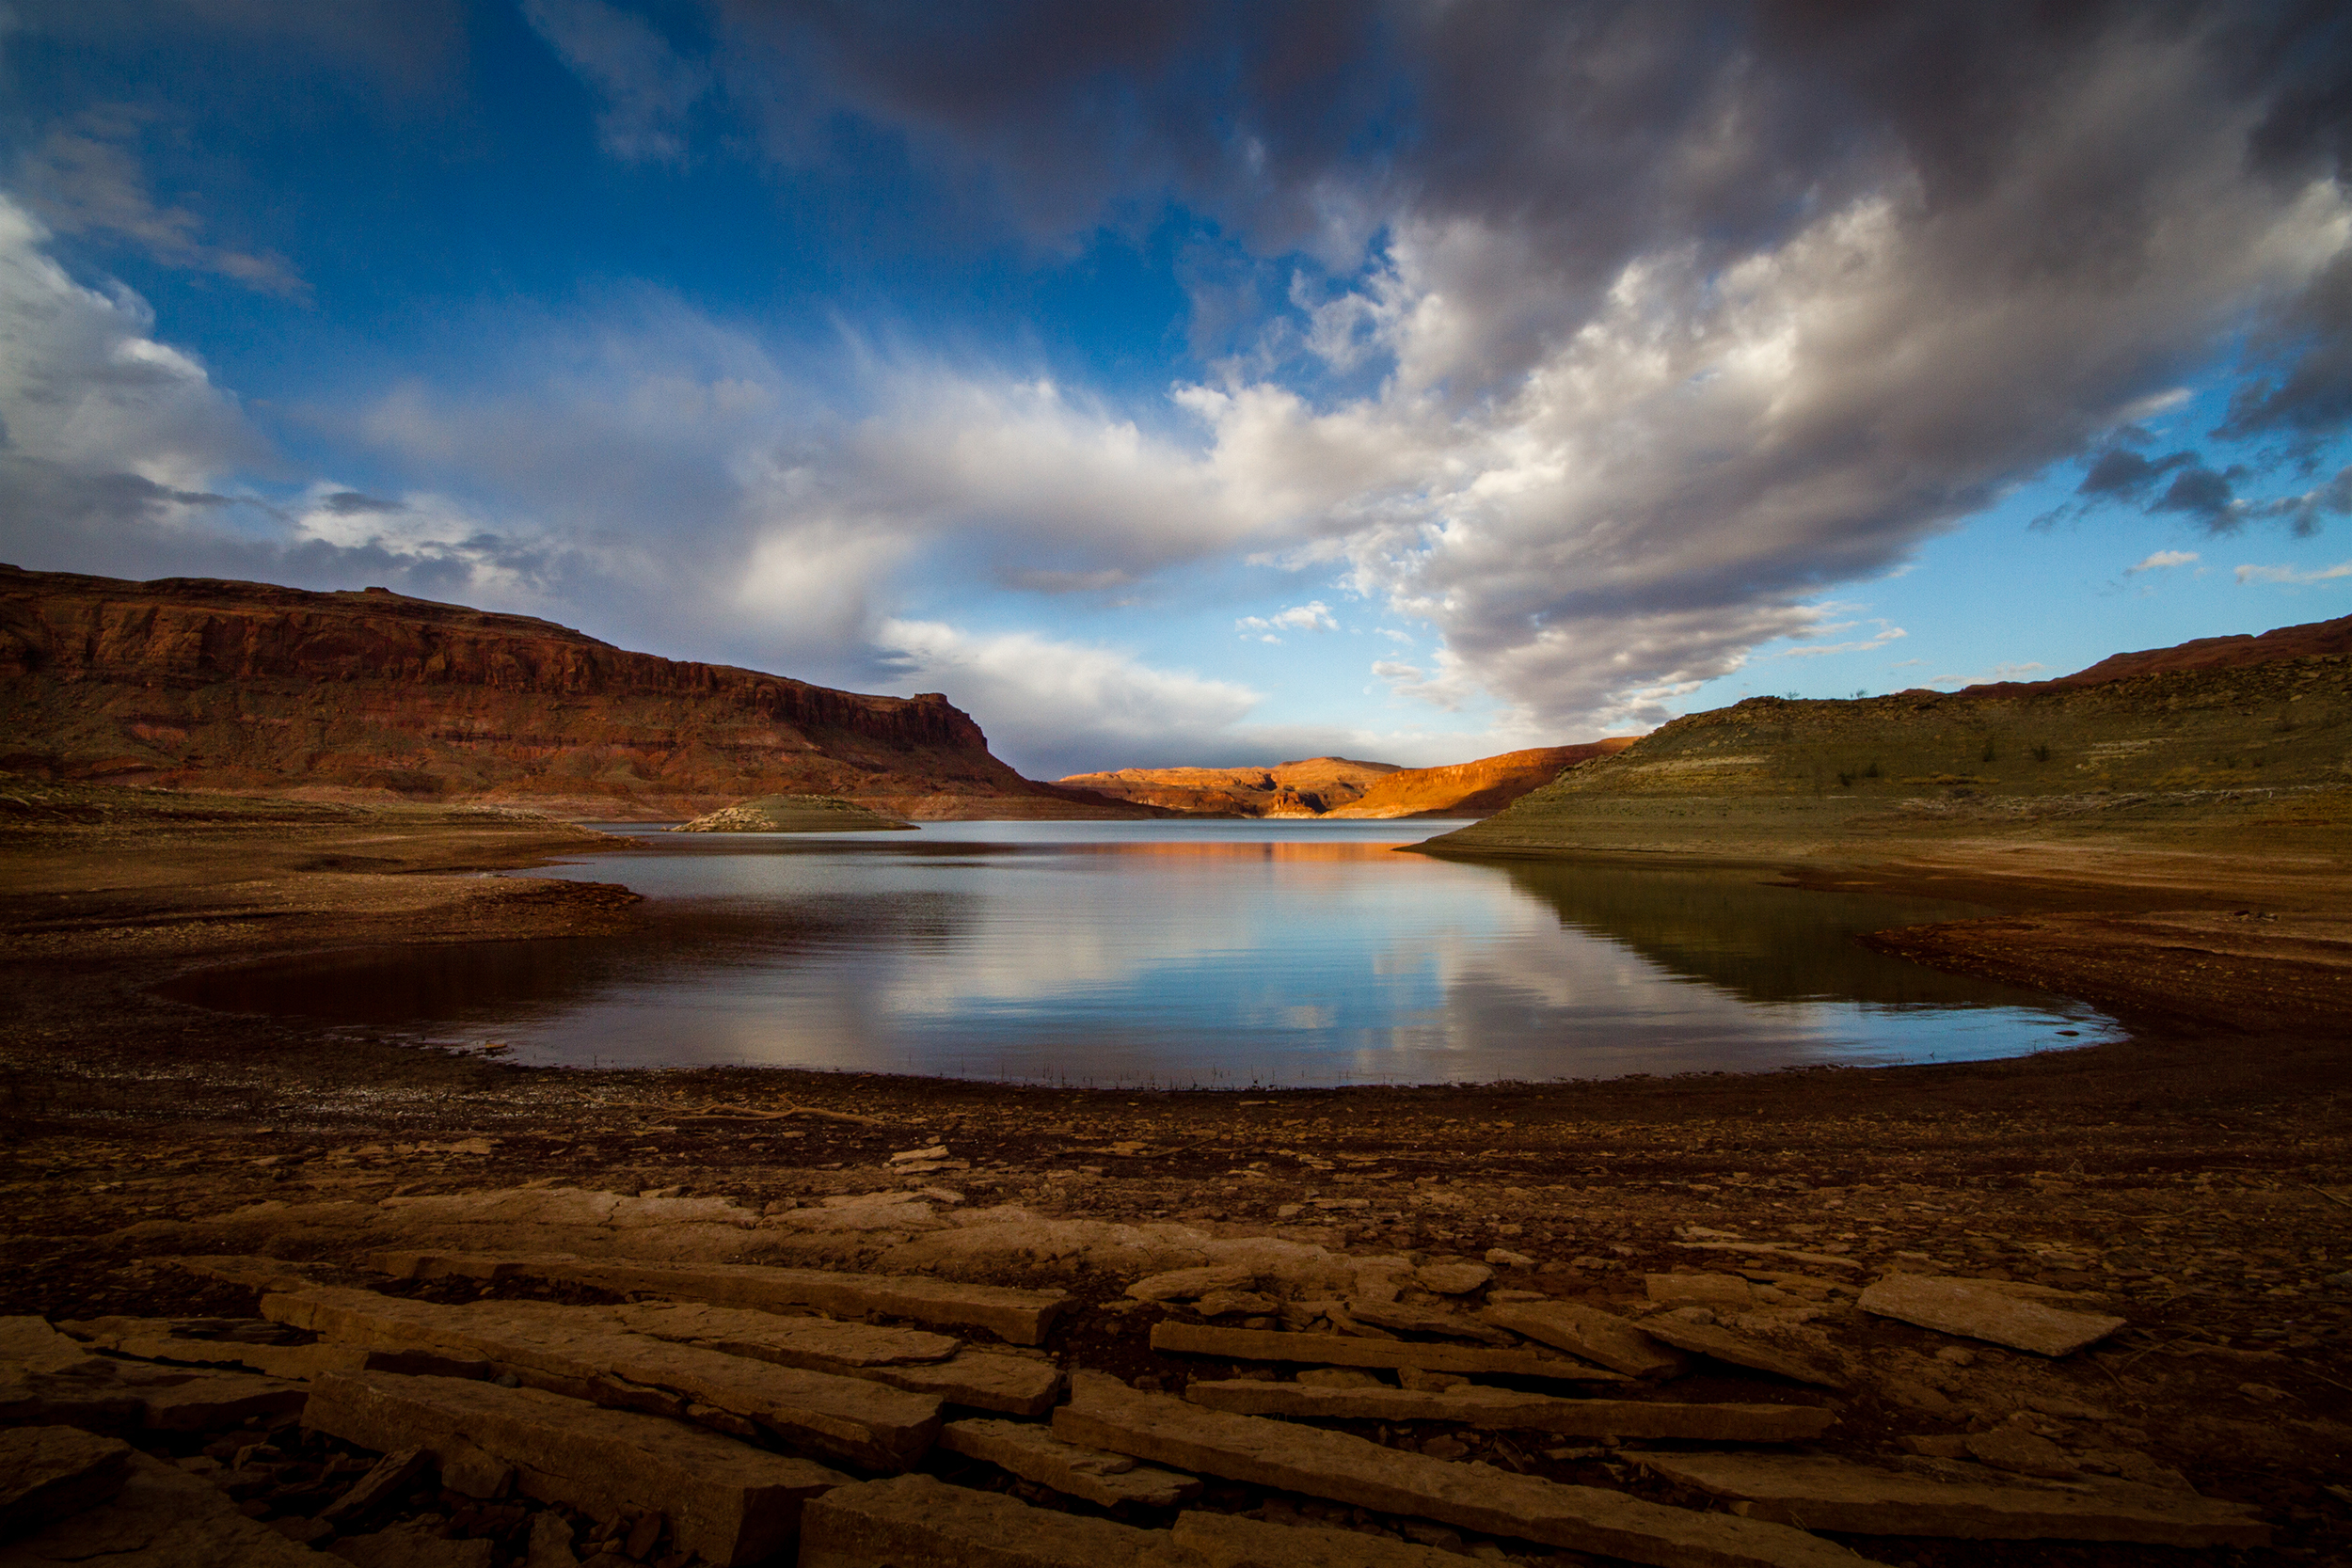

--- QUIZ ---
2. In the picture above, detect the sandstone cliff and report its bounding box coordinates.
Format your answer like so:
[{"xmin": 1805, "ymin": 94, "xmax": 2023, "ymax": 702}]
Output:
[
  {"xmin": 1324, "ymin": 739, "xmax": 1640, "ymax": 817},
  {"xmin": 1055, "ymin": 756, "xmax": 1404, "ymax": 816},
  {"xmin": 0, "ymin": 565, "xmax": 1152, "ymax": 819},
  {"xmin": 1060, "ymin": 741, "xmax": 1638, "ymax": 819},
  {"xmin": 1420, "ymin": 614, "xmax": 2352, "ymax": 865}
]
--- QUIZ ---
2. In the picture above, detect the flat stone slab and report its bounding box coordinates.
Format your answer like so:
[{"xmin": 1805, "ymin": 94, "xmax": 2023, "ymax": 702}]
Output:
[
  {"xmin": 371, "ymin": 1251, "xmax": 1069, "ymax": 1343},
  {"xmin": 1635, "ymin": 1453, "xmax": 2269, "ymax": 1548},
  {"xmin": 0, "ymin": 1320, "xmax": 92, "ymax": 1374},
  {"xmin": 0, "ymin": 1427, "xmax": 131, "ymax": 1540},
  {"xmin": 603, "ymin": 1300, "xmax": 959, "ymax": 1367},
  {"xmin": 1482, "ymin": 1302, "xmax": 1689, "ymax": 1380},
  {"xmin": 859, "ymin": 1350, "xmax": 1063, "ymax": 1417},
  {"xmin": 1184, "ymin": 1381, "xmax": 1834, "ymax": 1442},
  {"xmin": 1856, "ymin": 1275, "xmax": 2125, "ymax": 1357},
  {"xmin": 0, "ymin": 1450, "xmax": 320, "ymax": 1567},
  {"xmin": 1341, "ymin": 1300, "xmax": 1516, "ymax": 1344},
  {"xmin": 1056, "ymin": 1373, "xmax": 1862, "ymax": 1568},
  {"xmin": 1151, "ymin": 1323, "xmax": 1628, "ymax": 1384},
  {"xmin": 1174, "ymin": 1511, "xmax": 1475, "ymax": 1566},
  {"xmin": 940, "ymin": 1418, "xmax": 1201, "ymax": 1509},
  {"xmin": 593, "ymin": 1296, "xmax": 1057, "ymax": 1415},
  {"xmin": 799, "ymin": 1474, "xmax": 1181, "ymax": 1568},
  {"xmin": 266, "ymin": 1288, "xmax": 939, "ymax": 1469},
  {"xmin": 1632, "ymin": 1320, "xmax": 1845, "ymax": 1388},
  {"xmin": 0, "ymin": 1359, "xmax": 306, "ymax": 1435},
  {"xmin": 1646, "ymin": 1274, "xmax": 1755, "ymax": 1309},
  {"xmin": 303, "ymin": 1370, "xmax": 847, "ymax": 1567}
]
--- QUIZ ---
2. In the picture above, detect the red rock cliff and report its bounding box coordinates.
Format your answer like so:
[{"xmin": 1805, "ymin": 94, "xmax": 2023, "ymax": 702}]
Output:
[{"xmin": 0, "ymin": 565, "xmax": 1146, "ymax": 819}]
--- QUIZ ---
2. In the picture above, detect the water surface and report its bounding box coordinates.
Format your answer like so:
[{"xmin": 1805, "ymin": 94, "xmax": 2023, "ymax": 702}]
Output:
[{"xmin": 163, "ymin": 818, "xmax": 2115, "ymax": 1085}]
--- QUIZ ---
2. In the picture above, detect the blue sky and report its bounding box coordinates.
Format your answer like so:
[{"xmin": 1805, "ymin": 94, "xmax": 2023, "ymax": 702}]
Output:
[{"xmin": 1, "ymin": 2, "xmax": 2347, "ymax": 777}]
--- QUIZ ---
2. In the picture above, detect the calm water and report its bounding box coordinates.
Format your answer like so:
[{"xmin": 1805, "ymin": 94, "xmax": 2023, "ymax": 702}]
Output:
[{"xmin": 163, "ymin": 818, "xmax": 2116, "ymax": 1085}]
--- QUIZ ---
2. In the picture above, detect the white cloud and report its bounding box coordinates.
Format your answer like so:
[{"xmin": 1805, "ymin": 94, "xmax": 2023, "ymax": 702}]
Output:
[
  {"xmin": 1769, "ymin": 619, "xmax": 1907, "ymax": 658},
  {"xmin": 876, "ymin": 618, "xmax": 1263, "ymax": 777},
  {"xmin": 0, "ymin": 193, "xmax": 266, "ymax": 546},
  {"xmin": 2125, "ymin": 549, "xmax": 2201, "ymax": 575},
  {"xmin": 1931, "ymin": 661, "xmax": 2046, "ymax": 686},
  {"xmin": 1235, "ymin": 599, "xmax": 1338, "ymax": 641},
  {"xmin": 2234, "ymin": 559, "xmax": 2352, "ymax": 586}
]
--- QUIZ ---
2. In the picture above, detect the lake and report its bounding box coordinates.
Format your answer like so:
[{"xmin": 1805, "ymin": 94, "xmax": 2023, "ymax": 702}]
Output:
[{"xmin": 162, "ymin": 817, "xmax": 2116, "ymax": 1085}]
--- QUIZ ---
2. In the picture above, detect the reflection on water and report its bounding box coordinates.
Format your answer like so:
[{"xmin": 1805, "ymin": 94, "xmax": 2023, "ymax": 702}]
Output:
[{"xmin": 158, "ymin": 819, "xmax": 2115, "ymax": 1085}]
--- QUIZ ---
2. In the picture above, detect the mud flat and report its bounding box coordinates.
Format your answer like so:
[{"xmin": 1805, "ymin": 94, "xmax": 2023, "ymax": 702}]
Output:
[{"xmin": 2, "ymin": 777, "xmax": 2349, "ymax": 1563}]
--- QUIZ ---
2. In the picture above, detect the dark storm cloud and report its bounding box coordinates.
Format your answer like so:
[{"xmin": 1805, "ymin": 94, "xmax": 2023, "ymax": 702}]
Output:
[
  {"xmin": 2153, "ymin": 464, "xmax": 2241, "ymax": 526},
  {"xmin": 2219, "ymin": 250, "xmax": 2352, "ymax": 443},
  {"xmin": 2077, "ymin": 448, "xmax": 2196, "ymax": 499},
  {"xmin": 318, "ymin": 491, "xmax": 404, "ymax": 516}
]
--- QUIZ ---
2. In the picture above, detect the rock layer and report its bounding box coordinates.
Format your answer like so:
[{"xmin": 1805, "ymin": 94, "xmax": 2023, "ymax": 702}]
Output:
[{"xmin": 0, "ymin": 564, "xmax": 1148, "ymax": 819}]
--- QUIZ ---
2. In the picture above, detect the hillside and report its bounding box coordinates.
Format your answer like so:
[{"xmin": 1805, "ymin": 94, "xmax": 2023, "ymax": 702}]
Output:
[
  {"xmin": 1418, "ymin": 614, "xmax": 2352, "ymax": 871},
  {"xmin": 1325, "ymin": 739, "xmax": 1639, "ymax": 817},
  {"xmin": 1056, "ymin": 756, "xmax": 1403, "ymax": 816},
  {"xmin": 0, "ymin": 565, "xmax": 1152, "ymax": 820}
]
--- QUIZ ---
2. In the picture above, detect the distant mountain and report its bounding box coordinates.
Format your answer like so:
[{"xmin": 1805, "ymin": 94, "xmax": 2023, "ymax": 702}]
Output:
[
  {"xmin": 1060, "ymin": 740, "xmax": 1640, "ymax": 818},
  {"xmin": 1056, "ymin": 756, "xmax": 1403, "ymax": 816},
  {"xmin": 0, "ymin": 565, "xmax": 1154, "ymax": 820},
  {"xmin": 1973, "ymin": 611, "xmax": 2352, "ymax": 692},
  {"xmin": 1422, "ymin": 613, "xmax": 2352, "ymax": 863},
  {"xmin": 1326, "ymin": 740, "xmax": 1640, "ymax": 817}
]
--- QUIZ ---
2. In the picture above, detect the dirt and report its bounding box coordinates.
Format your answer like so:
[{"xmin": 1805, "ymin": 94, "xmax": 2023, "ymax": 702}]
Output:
[{"xmin": 4, "ymin": 776, "xmax": 2350, "ymax": 1563}]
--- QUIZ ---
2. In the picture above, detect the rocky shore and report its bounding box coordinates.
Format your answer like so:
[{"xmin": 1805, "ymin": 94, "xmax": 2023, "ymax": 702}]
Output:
[{"xmin": 2, "ymin": 778, "xmax": 2348, "ymax": 1564}]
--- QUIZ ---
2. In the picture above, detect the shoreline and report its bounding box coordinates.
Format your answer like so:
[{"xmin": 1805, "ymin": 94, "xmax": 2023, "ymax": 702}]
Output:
[{"xmin": 5, "ymin": 780, "xmax": 2350, "ymax": 1561}]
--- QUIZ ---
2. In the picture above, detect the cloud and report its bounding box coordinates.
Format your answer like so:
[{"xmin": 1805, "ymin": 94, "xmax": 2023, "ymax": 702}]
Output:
[
  {"xmin": 11, "ymin": 111, "xmax": 307, "ymax": 297},
  {"xmin": 1770, "ymin": 619, "xmax": 1906, "ymax": 657},
  {"xmin": 2218, "ymin": 250, "xmax": 2352, "ymax": 447},
  {"xmin": 1932, "ymin": 661, "xmax": 2045, "ymax": 687},
  {"xmin": 2233, "ymin": 559, "xmax": 2352, "ymax": 586},
  {"xmin": 0, "ymin": 194, "xmax": 268, "ymax": 546},
  {"xmin": 693, "ymin": 4, "xmax": 2352, "ymax": 736},
  {"xmin": 876, "ymin": 618, "xmax": 1263, "ymax": 778},
  {"xmin": 522, "ymin": 0, "xmax": 711, "ymax": 164},
  {"xmin": 1235, "ymin": 599, "xmax": 1338, "ymax": 641},
  {"xmin": 2124, "ymin": 549, "xmax": 2200, "ymax": 574}
]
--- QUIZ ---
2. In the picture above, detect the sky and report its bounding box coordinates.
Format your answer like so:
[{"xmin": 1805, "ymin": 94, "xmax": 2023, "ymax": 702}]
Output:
[{"xmin": 1, "ymin": 2, "xmax": 2348, "ymax": 780}]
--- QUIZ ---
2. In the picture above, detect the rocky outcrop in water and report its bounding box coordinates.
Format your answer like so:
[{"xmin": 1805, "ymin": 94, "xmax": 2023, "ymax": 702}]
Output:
[
  {"xmin": 0, "ymin": 565, "xmax": 1149, "ymax": 819},
  {"xmin": 673, "ymin": 795, "xmax": 917, "ymax": 832}
]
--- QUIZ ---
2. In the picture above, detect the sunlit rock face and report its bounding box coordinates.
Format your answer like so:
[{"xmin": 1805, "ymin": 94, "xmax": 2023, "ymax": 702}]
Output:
[
  {"xmin": 1059, "ymin": 742, "xmax": 1638, "ymax": 819},
  {"xmin": 0, "ymin": 564, "xmax": 1151, "ymax": 820}
]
